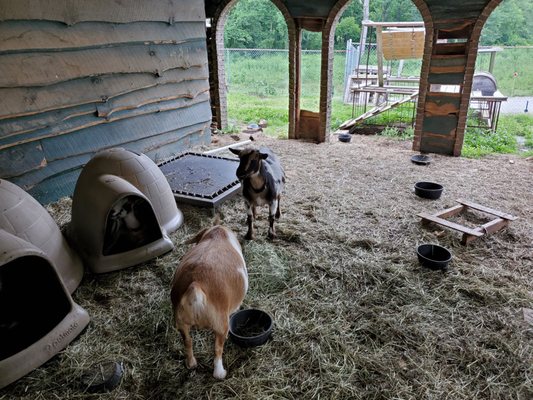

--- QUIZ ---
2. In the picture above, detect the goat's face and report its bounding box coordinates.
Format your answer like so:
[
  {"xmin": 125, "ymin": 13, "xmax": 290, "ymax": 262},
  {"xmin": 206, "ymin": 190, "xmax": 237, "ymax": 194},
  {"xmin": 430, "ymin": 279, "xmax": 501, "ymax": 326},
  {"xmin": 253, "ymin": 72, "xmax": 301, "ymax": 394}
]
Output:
[{"xmin": 229, "ymin": 148, "xmax": 268, "ymax": 180}]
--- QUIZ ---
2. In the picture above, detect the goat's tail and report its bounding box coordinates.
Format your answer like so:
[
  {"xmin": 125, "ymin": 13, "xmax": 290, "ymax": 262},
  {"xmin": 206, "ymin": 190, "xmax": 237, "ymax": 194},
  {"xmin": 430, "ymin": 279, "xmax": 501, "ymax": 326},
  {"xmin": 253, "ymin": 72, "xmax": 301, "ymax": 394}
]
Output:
[{"xmin": 179, "ymin": 282, "xmax": 206, "ymax": 322}]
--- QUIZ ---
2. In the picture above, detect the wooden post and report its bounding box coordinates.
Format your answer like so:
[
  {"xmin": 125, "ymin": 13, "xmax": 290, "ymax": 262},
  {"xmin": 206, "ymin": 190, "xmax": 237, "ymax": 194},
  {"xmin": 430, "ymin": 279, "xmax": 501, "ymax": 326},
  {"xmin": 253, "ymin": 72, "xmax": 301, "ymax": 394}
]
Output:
[
  {"xmin": 376, "ymin": 26, "xmax": 384, "ymax": 88},
  {"xmin": 488, "ymin": 50, "xmax": 496, "ymax": 74}
]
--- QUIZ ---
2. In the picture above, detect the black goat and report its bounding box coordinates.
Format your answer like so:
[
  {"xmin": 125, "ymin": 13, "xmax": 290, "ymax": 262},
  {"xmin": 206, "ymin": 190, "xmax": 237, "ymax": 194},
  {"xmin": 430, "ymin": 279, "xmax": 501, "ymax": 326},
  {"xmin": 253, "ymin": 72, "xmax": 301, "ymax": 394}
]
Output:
[{"xmin": 229, "ymin": 146, "xmax": 285, "ymax": 239}]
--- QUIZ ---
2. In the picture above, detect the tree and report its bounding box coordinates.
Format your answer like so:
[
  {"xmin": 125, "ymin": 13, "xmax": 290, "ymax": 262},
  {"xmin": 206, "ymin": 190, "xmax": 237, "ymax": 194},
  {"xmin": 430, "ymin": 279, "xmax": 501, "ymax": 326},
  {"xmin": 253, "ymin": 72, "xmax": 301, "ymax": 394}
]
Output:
[
  {"xmin": 224, "ymin": 0, "xmax": 288, "ymax": 49},
  {"xmin": 335, "ymin": 17, "xmax": 360, "ymax": 49}
]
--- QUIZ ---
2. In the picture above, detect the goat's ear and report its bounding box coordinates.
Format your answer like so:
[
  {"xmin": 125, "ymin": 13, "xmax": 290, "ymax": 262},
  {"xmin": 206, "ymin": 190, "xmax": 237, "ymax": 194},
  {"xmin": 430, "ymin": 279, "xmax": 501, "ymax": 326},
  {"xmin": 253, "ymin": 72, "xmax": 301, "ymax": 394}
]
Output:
[
  {"xmin": 229, "ymin": 147, "xmax": 241, "ymax": 156},
  {"xmin": 184, "ymin": 227, "xmax": 209, "ymax": 245},
  {"xmin": 259, "ymin": 151, "xmax": 269, "ymax": 160}
]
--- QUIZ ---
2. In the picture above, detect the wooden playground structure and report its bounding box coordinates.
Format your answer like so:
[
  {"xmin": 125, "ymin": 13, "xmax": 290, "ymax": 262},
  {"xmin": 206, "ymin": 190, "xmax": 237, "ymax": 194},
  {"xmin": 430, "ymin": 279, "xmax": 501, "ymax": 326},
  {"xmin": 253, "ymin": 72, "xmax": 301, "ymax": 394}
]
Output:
[{"xmin": 340, "ymin": 21, "xmax": 507, "ymax": 134}]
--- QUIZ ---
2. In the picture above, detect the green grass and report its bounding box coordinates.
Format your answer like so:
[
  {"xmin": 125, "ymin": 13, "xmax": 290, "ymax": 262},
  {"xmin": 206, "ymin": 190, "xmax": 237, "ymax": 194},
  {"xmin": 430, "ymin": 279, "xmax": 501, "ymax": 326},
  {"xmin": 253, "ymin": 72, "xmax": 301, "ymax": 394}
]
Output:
[
  {"xmin": 225, "ymin": 49, "xmax": 533, "ymax": 156},
  {"xmin": 476, "ymin": 47, "xmax": 533, "ymax": 96}
]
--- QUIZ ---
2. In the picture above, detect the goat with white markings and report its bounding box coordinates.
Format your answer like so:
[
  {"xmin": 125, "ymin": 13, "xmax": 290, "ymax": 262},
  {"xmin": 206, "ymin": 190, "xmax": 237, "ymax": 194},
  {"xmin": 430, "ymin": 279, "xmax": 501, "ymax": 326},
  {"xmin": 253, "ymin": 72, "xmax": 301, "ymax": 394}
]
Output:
[
  {"xmin": 229, "ymin": 146, "xmax": 285, "ymax": 240},
  {"xmin": 170, "ymin": 221, "xmax": 248, "ymax": 379}
]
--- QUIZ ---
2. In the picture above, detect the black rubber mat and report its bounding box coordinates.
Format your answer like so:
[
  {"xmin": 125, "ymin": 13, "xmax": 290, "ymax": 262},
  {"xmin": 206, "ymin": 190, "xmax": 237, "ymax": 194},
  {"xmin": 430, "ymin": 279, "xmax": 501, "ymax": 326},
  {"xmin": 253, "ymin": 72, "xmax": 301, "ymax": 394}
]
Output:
[{"xmin": 158, "ymin": 152, "xmax": 240, "ymax": 207}]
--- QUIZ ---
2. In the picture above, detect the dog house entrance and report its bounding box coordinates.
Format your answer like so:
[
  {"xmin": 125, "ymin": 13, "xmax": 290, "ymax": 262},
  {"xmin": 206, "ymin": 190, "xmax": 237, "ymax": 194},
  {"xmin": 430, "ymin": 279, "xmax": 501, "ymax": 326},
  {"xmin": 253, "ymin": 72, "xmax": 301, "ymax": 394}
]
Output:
[
  {"xmin": 0, "ymin": 256, "xmax": 71, "ymax": 360},
  {"xmin": 103, "ymin": 195, "xmax": 162, "ymax": 256},
  {"xmin": 159, "ymin": 153, "xmax": 240, "ymax": 208}
]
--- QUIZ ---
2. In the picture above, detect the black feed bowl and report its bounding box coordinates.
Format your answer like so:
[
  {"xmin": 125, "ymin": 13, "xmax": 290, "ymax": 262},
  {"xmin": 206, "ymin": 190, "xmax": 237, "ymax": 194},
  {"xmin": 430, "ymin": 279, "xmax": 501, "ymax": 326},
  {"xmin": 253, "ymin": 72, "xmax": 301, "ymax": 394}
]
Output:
[
  {"xmin": 229, "ymin": 309, "xmax": 273, "ymax": 348},
  {"xmin": 338, "ymin": 133, "xmax": 352, "ymax": 143},
  {"xmin": 411, "ymin": 154, "xmax": 432, "ymax": 165},
  {"xmin": 417, "ymin": 244, "xmax": 452, "ymax": 270},
  {"xmin": 414, "ymin": 181, "xmax": 444, "ymax": 200}
]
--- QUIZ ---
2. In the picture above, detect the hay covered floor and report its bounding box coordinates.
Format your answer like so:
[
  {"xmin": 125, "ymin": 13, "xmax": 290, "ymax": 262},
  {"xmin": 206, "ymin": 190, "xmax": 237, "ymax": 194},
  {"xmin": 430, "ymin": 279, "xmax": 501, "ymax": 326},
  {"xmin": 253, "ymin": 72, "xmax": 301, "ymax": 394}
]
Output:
[{"xmin": 3, "ymin": 134, "xmax": 532, "ymax": 400}]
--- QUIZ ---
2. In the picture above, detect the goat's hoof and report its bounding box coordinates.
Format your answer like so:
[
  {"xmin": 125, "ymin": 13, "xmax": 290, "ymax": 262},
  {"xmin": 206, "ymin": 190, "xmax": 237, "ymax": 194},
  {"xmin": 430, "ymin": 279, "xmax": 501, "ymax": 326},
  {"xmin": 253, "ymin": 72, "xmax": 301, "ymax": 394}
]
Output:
[
  {"xmin": 245, "ymin": 232, "xmax": 254, "ymax": 240},
  {"xmin": 213, "ymin": 367, "xmax": 227, "ymax": 380},
  {"xmin": 185, "ymin": 357, "xmax": 197, "ymax": 369},
  {"xmin": 267, "ymin": 232, "xmax": 277, "ymax": 239}
]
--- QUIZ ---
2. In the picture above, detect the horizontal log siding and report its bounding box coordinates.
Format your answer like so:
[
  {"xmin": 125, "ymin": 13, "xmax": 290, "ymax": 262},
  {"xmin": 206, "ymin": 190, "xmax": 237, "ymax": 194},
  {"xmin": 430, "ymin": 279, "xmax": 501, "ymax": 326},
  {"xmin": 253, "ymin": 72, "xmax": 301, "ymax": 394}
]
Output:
[{"xmin": 0, "ymin": 1, "xmax": 211, "ymax": 203}]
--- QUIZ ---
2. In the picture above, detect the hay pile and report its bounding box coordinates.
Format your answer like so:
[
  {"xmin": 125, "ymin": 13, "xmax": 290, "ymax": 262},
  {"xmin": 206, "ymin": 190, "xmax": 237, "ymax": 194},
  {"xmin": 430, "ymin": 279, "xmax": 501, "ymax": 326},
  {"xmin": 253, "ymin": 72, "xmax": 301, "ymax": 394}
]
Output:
[{"xmin": 2, "ymin": 134, "xmax": 532, "ymax": 400}]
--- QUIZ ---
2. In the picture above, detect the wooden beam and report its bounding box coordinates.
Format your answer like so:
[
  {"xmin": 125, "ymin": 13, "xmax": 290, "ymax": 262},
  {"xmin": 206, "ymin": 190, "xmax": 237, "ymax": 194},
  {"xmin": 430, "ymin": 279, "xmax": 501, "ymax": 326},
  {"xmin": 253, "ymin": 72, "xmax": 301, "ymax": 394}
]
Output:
[
  {"xmin": 0, "ymin": 41, "xmax": 207, "ymax": 87},
  {"xmin": 456, "ymin": 199, "xmax": 518, "ymax": 220},
  {"xmin": 418, "ymin": 212, "xmax": 484, "ymax": 237},
  {"xmin": 0, "ymin": 21, "xmax": 205, "ymax": 53},
  {"xmin": 376, "ymin": 26, "xmax": 384, "ymax": 87},
  {"xmin": 0, "ymin": 65, "xmax": 208, "ymax": 120}
]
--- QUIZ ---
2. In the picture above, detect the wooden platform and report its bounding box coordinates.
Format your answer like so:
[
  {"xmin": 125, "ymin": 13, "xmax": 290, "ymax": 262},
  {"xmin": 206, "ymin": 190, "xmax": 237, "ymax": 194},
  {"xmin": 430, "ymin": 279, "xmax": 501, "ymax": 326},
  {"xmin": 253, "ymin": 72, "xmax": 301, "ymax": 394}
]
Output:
[{"xmin": 418, "ymin": 199, "xmax": 518, "ymax": 244}]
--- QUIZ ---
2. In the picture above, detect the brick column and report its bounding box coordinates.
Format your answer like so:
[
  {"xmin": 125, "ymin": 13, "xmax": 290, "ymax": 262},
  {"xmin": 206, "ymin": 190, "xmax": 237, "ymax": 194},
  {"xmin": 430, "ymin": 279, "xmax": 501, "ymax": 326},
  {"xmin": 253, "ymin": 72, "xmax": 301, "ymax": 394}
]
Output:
[
  {"xmin": 319, "ymin": 0, "xmax": 352, "ymax": 142},
  {"xmin": 453, "ymin": 0, "xmax": 503, "ymax": 155},
  {"xmin": 410, "ymin": 0, "xmax": 434, "ymax": 152}
]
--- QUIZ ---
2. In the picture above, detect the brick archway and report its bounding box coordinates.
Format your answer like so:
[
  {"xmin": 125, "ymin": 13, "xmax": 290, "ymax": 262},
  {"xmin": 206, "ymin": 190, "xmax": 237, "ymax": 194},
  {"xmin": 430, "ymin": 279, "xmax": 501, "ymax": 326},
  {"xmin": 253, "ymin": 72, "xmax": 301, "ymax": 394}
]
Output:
[
  {"xmin": 210, "ymin": 0, "xmax": 296, "ymax": 133},
  {"xmin": 325, "ymin": 0, "xmax": 502, "ymax": 156}
]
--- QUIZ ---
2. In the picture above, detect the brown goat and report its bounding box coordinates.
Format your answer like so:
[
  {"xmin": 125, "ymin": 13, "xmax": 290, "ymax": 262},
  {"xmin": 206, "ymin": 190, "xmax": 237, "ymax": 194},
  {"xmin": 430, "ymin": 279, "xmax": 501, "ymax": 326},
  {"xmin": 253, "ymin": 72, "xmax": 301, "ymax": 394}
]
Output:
[{"xmin": 170, "ymin": 223, "xmax": 248, "ymax": 379}]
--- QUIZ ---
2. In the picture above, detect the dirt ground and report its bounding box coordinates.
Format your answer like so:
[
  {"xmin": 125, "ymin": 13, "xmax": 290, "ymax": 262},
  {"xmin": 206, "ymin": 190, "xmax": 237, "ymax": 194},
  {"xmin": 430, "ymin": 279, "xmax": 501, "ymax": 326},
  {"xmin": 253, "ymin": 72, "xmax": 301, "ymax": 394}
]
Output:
[{"xmin": 2, "ymin": 132, "xmax": 532, "ymax": 399}]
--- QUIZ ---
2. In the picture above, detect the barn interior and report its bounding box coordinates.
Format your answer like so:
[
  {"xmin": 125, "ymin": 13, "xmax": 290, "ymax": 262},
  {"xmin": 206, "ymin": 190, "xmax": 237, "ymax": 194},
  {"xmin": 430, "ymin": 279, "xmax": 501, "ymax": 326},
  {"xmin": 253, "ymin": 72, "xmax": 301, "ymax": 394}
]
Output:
[
  {"xmin": 0, "ymin": 0, "xmax": 505, "ymax": 205},
  {"xmin": 1, "ymin": 1, "xmax": 530, "ymax": 398}
]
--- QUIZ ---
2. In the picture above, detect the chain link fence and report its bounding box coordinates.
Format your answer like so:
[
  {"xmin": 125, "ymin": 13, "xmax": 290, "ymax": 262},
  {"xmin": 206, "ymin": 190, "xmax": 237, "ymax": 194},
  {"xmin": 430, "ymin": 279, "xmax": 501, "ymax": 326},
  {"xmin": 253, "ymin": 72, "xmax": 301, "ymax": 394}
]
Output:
[{"xmin": 224, "ymin": 46, "xmax": 532, "ymax": 116}]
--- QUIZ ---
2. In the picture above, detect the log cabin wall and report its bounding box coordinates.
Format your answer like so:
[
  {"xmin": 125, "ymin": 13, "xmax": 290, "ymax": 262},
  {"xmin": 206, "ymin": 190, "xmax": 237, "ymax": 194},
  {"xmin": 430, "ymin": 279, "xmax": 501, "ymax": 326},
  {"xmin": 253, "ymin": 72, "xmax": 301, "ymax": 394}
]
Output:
[{"xmin": 0, "ymin": 0, "xmax": 212, "ymax": 204}]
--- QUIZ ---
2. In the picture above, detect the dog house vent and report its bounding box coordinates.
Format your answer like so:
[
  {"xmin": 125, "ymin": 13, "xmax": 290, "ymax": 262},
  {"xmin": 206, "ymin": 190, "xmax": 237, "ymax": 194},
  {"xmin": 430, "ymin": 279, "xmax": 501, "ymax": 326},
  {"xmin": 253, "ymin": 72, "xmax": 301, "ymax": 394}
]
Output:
[
  {"xmin": 0, "ymin": 229, "xmax": 90, "ymax": 389},
  {"xmin": 159, "ymin": 152, "xmax": 240, "ymax": 208},
  {"xmin": 67, "ymin": 148, "xmax": 183, "ymax": 274},
  {"xmin": 0, "ymin": 179, "xmax": 83, "ymax": 293}
]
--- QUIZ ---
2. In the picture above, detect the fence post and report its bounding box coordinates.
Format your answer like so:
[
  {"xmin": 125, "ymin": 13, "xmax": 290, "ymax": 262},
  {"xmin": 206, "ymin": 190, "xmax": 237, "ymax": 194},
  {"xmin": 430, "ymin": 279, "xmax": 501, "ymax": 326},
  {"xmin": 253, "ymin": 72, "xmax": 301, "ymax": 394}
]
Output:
[{"xmin": 225, "ymin": 48, "xmax": 230, "ymax": 90}]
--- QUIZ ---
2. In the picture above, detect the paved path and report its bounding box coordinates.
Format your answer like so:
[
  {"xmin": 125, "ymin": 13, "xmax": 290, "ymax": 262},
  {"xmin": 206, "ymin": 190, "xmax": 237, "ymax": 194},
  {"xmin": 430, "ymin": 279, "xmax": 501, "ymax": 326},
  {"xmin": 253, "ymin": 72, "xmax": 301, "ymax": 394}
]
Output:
[{"xmin": 500, "ymin": 96, "xmax": 532, "ymax": 114}]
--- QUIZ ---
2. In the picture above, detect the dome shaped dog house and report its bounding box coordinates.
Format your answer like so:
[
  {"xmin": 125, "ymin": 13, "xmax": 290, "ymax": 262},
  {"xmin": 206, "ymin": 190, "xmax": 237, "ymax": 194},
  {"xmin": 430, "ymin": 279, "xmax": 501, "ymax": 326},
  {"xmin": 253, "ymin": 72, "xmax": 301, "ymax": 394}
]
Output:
[
  {"xmin": 0, "ymin": 179, "xmax": 83, "ymax": 293},
  {"xmin": 0, "ymin": 229, "xmax": 90, "ymax": 389},
  {"xmin": 68, "ymin": 148, "xmax": 183, "ymax": 273}
]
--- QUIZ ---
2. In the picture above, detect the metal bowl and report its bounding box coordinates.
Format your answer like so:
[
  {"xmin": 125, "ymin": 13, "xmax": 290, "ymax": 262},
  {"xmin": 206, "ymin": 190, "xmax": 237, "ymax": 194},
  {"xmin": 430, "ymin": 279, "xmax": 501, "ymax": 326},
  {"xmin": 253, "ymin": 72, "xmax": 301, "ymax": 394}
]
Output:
[
  {"xmin": 417, "ymin": 244, "xmax": 452, "ymax": 270},
  {"xmin": 229, "ymin": 309, "xmax": 273, "ymax": 348}
]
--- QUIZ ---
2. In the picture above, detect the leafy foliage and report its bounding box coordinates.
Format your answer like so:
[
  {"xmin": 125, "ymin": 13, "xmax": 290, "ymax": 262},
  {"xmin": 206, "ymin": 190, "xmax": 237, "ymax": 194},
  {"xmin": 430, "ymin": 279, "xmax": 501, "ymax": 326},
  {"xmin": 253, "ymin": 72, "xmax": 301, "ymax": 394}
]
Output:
[{"xmin": 224, "ymin": 0, "xmax": 531, "ymax": 50}]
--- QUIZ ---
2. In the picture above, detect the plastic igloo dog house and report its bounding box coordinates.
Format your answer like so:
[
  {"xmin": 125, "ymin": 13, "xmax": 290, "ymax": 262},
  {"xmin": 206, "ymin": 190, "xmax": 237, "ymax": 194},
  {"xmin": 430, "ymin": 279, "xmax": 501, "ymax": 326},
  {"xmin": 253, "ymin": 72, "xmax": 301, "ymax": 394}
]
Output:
[
  {"xmin": 67, "ymin": 148, "xmax": 183, "ymax": 273},
  {"xmin": 0, "ymin": 179, "xmax": 84, "ymax": 293},
  {"xmin": 0, "ymin": 229, "xmax": 90, "ymax": 389}
]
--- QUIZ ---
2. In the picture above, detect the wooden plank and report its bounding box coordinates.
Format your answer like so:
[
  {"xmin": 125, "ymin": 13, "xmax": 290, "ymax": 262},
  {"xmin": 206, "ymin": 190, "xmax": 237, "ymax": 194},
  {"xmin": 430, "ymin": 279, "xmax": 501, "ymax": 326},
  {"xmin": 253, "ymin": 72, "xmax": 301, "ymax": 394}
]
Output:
[
  {"xmin": 473, "ymin": 218, "xmax": 509, "ymax": 236},
  {"xmin": 418, "ymin": 212, "xmax": 484, "ymax": 237},
  {"xmin": 10, "ymin": 153, "xmax": 92, "ymax": 190},
  {"xmin": 376, "ymin": 26, "xmax": 384, "ymax": 87},
  {"xmin": 0, "ymin": 65, "xmax": 209, "ymax": 120},
  {"xmin": 434, "ymin": 204, "xmax": 465, "ymax": 219},
  {"xmin": 41, "ymin": 100, "xmax": 211, "ymax": 161},
  {"xmin": 420, "ymin": 135, "xmax": 455, "ymax": 154},
  {"xmin": 0, "ymin": 93, "xmax": 210, "ymax": 149},
  {"xmin": 0, "ymin": 41, "xmax": 207, "ymax": 87},
  {"xmin": 0, "ymin": 21, "xmax": 205, "ymax": 53},
  {"xmin": 363, "ymin": 21, "xmax": 424, "ymax": 28},
  {"xmin": 0, "ymin": 141, "xmax": 46, "ymax": 178},
  {"xmin": 428, "ymin": 72, "xmax": 465, "ymax": 85},
  {"xmin": 457, "ymin": 199, "xmax": 518, "ymax": 220},
  {"xmin": 0, "ymin": 0, "xmax": 205, "ymax": 25},
  {"xmin": 128, "ymin": 124, "xmax": 210, "ymax": 162},
  {"xmin": 0, "ymin": 104, "xmax": 95, "ymax": 139},
  {"xmin": 11, "ymin": 122, "xmax": 209, "ymax": 189},
  {"xmin": 26, "ymin": 168, "xmax": 81, "ymax": 205},
  {"xmin": 429, "ymin": 64, "xmax": 466, "ymax": 74},
  {"xmin": 422, "ymin": 115, "xmax": 458, "ymax": 134},
  {"xmin": 425, "ymin": 101, "xmax": 460, "ymax": 116},
  {"xmin": 434, "ymin": 43, "xmax": 466, "ymax": 55}
]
